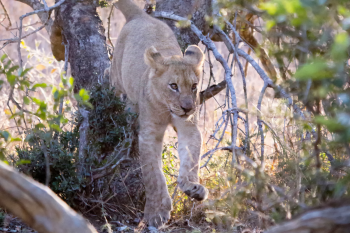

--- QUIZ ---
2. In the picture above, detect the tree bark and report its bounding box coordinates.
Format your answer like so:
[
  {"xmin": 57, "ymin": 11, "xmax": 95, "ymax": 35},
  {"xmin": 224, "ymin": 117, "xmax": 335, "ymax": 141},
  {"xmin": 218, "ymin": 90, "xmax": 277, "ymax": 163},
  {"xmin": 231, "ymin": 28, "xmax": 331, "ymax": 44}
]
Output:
[
  {"xmin": 53, "ymin": 1, "xmax": 110, "ymax": 92},
  {"xmin": 265, "ymin": 202, "xmax": 350, "ymax": 233}
]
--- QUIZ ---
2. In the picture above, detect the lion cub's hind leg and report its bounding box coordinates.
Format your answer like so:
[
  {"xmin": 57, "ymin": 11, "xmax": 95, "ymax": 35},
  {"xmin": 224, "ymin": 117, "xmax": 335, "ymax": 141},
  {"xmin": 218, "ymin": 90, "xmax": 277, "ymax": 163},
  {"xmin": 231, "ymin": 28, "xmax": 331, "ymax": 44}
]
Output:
[{"xmin": 172, "ymin": 116, "xmax": 209, "ymax": 201}]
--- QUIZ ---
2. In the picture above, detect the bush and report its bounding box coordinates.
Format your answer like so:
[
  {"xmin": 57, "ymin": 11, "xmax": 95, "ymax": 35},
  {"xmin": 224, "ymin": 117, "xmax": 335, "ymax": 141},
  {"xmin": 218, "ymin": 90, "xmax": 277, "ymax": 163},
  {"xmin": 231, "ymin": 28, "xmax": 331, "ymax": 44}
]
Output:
[{"xmin": 11, "ymin": 84, "xmax": 134, "ymax": 206}]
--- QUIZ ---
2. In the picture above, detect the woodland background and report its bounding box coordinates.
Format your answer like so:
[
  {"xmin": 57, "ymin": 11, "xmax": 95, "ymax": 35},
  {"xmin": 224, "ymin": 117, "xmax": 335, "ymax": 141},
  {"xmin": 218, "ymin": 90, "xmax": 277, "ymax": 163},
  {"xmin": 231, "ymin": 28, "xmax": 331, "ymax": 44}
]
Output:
[{"xmin": 1, "ymin": 0, "xmax": 350, "ymax": 232}]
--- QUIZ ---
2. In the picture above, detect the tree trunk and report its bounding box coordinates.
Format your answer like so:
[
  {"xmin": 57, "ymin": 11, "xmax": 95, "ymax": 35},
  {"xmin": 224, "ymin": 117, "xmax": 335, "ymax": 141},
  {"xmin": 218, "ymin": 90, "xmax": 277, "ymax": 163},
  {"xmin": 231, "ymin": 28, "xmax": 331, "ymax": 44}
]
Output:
[{"xmin": 53, "ymin": 1, "xmax": 110, "ymax": 92}]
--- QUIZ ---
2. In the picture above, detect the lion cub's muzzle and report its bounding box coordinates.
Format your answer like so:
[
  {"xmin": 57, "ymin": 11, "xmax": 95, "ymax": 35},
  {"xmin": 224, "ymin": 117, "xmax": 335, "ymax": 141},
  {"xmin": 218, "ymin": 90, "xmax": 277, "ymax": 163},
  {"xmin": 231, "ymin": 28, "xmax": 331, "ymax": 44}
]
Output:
[{"xmin": 179, "ymin": 97, "xmax": 195, "ymax": 115}]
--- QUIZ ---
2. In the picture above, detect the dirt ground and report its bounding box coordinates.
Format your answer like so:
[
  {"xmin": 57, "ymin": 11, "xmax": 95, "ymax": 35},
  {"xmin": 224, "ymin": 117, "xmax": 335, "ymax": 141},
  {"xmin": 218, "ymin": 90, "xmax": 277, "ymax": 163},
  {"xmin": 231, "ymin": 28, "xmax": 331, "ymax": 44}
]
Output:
[{"xmin": 0, "ymin": 211, "xmax": 262, "ymax": 233}]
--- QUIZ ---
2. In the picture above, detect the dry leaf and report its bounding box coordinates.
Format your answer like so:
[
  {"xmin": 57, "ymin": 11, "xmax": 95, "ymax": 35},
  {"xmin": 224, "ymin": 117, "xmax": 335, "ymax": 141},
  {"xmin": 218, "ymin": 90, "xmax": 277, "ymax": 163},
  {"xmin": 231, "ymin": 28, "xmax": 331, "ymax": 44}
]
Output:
[
  {"xmin": 50, "ymin": 68, "xmax": 57, "ymax": 74},
  {"xmin": 4, "ymin": 109, "xmax": 11, "ymax": 115},
  {"xmin": 36, "ymin": 64, "xmax": 46, "ymax": 71}
]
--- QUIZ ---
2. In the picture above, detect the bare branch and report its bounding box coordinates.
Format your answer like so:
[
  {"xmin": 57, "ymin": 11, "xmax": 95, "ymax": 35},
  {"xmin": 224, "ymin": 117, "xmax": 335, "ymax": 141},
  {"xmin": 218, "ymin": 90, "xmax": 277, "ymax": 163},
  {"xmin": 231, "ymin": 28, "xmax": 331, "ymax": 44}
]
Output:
[
  {"xmin": 265, "ymin": 203, "xmax": 350, "ymax": 233},
  {"xmin": 107, "ymin": 6, "xmax": 115, "ymax": 51},
  {"xmin": 201, "ymin": 146, "xmax": 242, "ymax": 160},
  {"xmin": 15, "ymin": 0, "xmax": 65, "ymax": 69},
  {"xmin": 199, "ymin": 80, "xmax": 226, "ymax": 104},
  {"xmin": 15, "ymin": 0, "xmax": 54, "ymax": 34},
  {"xmin": 257, "ymin": 82, "xmax": 268, "ymax": 169},
  {"xmin": 152, "ymin": 11, "xmax": 240, "ymax": 165},
  {"xmin": 0, "ymin": 0, "xmax": 11, "ymax": 29},
  {"xmin": 78, "ymin": 108, "xmax": 89, "ymax": 177}
]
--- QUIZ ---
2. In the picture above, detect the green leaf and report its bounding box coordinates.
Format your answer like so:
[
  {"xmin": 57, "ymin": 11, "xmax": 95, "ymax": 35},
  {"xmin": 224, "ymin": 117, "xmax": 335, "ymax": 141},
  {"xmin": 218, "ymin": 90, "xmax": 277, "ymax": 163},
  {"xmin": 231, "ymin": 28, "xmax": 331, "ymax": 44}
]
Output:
[
  {"xmin": 23, "ymin": 96, "xmax": 30, "ymax": 105},
  {"xmin": 7, "ymin": 65, "xmax": 19, "ymax": 74},
  {"xmin": 75, "ymin": 88, "xmax": 93, "ymax": 108},
  {"xmin": 314, "ymin": 116, "xmax": 344, "ymax": 132},
  {"xmin": 331, "ymin": 33, "xmax": 350, "ymax": 60},
  {"xmin": 295, "ymin": 60, "xmax": 332, "ymax": 80},
  {"xmin": 20, "ymin": 68, "xmax": 32, "ymax": 77},
  {"xmin": 20, "ymin": 80, "xmax": 30, "ymax": 88},
  {"xmin": 79, "ymin": 89, "xmax": 90, "ymax": 102},
  {"xmin": 260, "ymin": 2, "xmax": 278, "ymax": 15},
  {"xmin": 0, "ymin": 131, "xmax": 10, "ymax": 141},
  {"xmin": 0, "ymin": 54, "xmax": 7, "ymax": 62},
  {"xmin": 10, "ymin": 137, "xmax": 22, "ymax": 142},
  {"xmin": 50, "ymin": 124, "xmax": 62, "ymax": 132},
  {"xmin": 16, "ymin": 159, "xmax": 31, "ymax": 166},
  {"xmin": 4, "ymin": 60, "xmax": 11, "ymax": 69},
  {"xmin": 68, "ymin": 77, "xmax": 74, "ymax": 87},
  {"xmin": 7, "ymin": 74, "xmax": 17, "ymax": 86},
  {"xmin": 35, "ymin": 123, "xmax": 46, "ymax": 129},
  {"xmin": 32, "ymin": 83, "xmax": 48, "ymax": 90},
  {"xmin": 265, "ymin": 20, "xmax": 276, "ymax": 31},
  {"xmin": 32, "ymin": 97, "xmax": 42, "ymax": 105},
  {"xmin": 284, "ymin": 0, "xmax": 301, "ymax": 14}
]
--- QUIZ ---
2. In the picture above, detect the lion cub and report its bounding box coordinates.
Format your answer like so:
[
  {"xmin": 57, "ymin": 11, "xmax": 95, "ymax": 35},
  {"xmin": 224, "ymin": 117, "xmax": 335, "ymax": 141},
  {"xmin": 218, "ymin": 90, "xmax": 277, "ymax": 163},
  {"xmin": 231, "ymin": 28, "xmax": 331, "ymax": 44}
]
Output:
[{"xmin": 110, "ymin": 0, "xmax": 208, "ymax": 227}]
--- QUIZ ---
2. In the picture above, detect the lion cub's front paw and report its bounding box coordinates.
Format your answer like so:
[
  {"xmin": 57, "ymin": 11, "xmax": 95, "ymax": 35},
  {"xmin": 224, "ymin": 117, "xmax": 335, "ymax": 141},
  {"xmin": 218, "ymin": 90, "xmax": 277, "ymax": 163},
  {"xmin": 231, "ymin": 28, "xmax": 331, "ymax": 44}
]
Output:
[
  {"xmin": 144, "ymin": 208, "xmax": 171, "ymax": 228},
  {"xmin": 183, "ymin": 182, "xmax": 209, "ymax": 201},
  {"xmin": 144, "ymin": 196, "xmax": 172, "ymax": 228}
]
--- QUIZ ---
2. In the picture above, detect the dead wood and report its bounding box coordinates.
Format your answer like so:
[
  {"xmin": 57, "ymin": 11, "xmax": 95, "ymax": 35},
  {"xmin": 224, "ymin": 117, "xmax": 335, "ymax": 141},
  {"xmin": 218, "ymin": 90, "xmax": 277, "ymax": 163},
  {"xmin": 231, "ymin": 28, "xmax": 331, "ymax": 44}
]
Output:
[
  {"xmin": 265, "ymin": 204, "xmax": 350, "ymax": 233},
  {"xmin": 0, "ymin": 162, "xmax": 97, "ymax": 233},
  {"xmin": 199, "ymin": 80, "xmax": 227, "ymax": 104}
]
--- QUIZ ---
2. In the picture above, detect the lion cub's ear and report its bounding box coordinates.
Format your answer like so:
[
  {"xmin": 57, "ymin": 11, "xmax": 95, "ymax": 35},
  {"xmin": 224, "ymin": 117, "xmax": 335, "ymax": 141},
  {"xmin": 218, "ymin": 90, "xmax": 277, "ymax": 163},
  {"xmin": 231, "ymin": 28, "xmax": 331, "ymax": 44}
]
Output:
[
  {"xmin": 144, "ymin": 46, "xmax": 165, "ymax": 69},
  {"xmin": 184, "ymin": 45, "xmax": 204, "ymax": 68}
]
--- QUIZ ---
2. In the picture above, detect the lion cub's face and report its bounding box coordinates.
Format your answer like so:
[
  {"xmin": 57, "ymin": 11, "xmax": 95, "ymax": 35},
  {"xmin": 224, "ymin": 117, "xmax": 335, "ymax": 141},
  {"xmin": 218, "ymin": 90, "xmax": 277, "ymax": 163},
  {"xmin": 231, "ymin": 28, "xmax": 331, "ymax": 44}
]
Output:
[{"xmin": 144, "ymin": 45, "xmax": 204, "ymax": 118}]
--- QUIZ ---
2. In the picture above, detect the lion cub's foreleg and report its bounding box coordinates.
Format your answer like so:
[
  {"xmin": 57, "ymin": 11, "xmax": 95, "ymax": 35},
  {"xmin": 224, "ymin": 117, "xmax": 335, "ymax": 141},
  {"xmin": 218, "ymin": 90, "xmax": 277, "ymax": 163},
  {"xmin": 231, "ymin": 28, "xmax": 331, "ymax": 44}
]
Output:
[
  {"xmin": 139, "ymin": 121, "xmax": 172, "ymax": 228},
  {"xmin": 172, "ymin": 116, "xmax": 209, "ymax": 201}
]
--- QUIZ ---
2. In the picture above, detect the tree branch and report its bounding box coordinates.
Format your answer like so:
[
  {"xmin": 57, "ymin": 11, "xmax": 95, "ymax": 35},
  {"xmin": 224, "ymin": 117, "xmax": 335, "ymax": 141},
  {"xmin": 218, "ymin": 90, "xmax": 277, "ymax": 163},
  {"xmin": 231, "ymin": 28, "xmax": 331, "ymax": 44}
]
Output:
[
  {"xmin": 14, "ymin": 0, "xmax": 55, "ymax": 34},
  {"xmin": 265, "ymin": 203, "xmax": 350, "ymax": 233},
  {"xmin": 199, "ymin": 80, "xmax": 226, "ymax": 104}
]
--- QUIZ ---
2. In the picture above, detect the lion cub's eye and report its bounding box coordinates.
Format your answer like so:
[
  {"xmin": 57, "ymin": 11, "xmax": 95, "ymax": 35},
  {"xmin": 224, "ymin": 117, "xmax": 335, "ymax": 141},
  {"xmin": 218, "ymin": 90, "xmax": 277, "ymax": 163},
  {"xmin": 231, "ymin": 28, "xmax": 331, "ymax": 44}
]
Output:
[
  {"xmin": 192, "ymin": 83, "xmax": 197, "ymax": 91},
  {"xmin": 170, "ymin": 83, "xmax": 178, "ymax": 90}
]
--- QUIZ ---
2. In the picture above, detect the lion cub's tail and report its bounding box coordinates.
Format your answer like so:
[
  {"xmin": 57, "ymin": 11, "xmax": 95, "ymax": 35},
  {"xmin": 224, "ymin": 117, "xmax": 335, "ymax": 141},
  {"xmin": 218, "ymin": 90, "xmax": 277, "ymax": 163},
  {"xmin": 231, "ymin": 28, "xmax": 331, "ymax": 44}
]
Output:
[{"xmin": 115, "ymin": 0, "xmax": 145, "ymax": 22}]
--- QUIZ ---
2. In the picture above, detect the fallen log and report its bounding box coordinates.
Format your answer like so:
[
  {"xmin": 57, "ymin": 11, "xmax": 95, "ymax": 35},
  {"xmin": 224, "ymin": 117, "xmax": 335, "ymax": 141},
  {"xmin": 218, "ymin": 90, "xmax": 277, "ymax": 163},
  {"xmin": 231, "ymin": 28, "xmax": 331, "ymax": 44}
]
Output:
[
  {"xmin": 0, "ymin": 162, "xmax": 97, "ymax": 233},
  {"xmin": 265, "ymin": 201, "xmax": 350, "ymax": 233}
]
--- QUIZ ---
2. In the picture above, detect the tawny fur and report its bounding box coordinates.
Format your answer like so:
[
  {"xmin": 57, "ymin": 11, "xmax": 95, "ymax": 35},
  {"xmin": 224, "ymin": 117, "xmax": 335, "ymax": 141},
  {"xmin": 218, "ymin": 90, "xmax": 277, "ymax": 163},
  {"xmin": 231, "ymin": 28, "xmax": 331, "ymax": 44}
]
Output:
[{"xmin": 109, "ymin": 0, "xmax": 209, "ymax": 228}]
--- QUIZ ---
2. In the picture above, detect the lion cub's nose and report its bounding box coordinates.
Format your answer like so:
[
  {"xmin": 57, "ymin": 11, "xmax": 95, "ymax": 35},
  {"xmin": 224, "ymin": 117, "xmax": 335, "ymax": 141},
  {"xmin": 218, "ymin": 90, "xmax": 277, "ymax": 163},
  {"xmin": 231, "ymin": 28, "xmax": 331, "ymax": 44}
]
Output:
[{"xmin": 181, "ymin": 106, "xmax": 192, "ymax": 113}]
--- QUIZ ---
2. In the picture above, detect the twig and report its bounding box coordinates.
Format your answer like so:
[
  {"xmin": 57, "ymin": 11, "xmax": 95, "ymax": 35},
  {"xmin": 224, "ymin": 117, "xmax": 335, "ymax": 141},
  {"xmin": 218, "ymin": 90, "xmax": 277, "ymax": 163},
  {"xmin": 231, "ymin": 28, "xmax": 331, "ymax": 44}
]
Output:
[
  {"xmin": 199, "ymin": 80, "xmax": 226, "ymax": 104},
  {"xmin": 78, "ymin": 108, "xmax": 89, "ymax": 177},
  {"xmin": 40, "ymin": 139, "xmax": 51, "ymax": 186},
  {"xmin": 107, "ymin": 5, "xmax": 114, "ymax": 51},
  {"xmin": 0, "ymin": 0, "xmax": 11, "ymax": 29},
  {"xmin": 12, "ymin": 0, "xmax": 65, "ymax": 69},
  {"xmin": 59, "ymin": 42, "xmax": 69, "ymax": 116},
  {"xmin": 314, "ymin": 99, "xmax": 321, "ymax": 170},
  {"xmin": 257, "ymin": 83, "xmax": 268, "ymax": 169},
  {"xmin": 153, "ymin": 11, "xmax": 239, "ymax": 166},
  {"xmin": 201, "ymin": 146, "xmax": 242, "ymax": 160},
  {"xmin": 5, "ymin": 21, "xmax": 41, "ymax": 31},
  {"xmin": 92, "ymin": 146, "xmax": 125, "ymax": 173},
  {"xmin": 212, "ymin": 20, "xmax": 308, "ymax": 122},
  {"xmin": 41, "ymin": 0, "xmax": 49, "ymax": 11},
  {"xmin": 231, "ymin": 24, "xmax": 250, "ymax": 155},
  {"xmin": 201, "ymin": 112, "xmax": 230, "ymax": 168}
]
